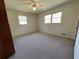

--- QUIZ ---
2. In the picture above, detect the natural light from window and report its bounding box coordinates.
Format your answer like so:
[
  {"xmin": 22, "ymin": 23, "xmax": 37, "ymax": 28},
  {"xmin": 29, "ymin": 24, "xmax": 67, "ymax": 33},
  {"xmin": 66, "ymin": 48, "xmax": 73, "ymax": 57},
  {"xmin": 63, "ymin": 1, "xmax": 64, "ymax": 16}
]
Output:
[
  {"xmin": 52, "ymin": 12, "xmax": 62, "ymax": 23},
  {"xmin": 18, "ymin": 16, "xmax": 27, "ymax": 25},
  {"xmin": 44, "ymin": 14, "xmax": 51, "ymax": 23}
]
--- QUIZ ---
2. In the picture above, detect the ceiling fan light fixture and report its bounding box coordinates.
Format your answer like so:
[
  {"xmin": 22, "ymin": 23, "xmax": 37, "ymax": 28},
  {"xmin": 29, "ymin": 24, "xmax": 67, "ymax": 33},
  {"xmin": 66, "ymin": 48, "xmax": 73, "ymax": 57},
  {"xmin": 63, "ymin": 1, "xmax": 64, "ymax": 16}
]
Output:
[{"xmin": 33, "ymin": 7, "xmax": 37, "ymax": 11}]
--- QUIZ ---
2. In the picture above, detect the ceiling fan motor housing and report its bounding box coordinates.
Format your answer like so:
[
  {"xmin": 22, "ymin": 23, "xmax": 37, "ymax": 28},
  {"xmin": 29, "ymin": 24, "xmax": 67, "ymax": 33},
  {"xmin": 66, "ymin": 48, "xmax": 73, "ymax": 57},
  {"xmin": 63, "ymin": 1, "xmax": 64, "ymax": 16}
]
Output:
[{"xmin": 32, "ymin": 3, "xmax": 36, "ymax": 7}]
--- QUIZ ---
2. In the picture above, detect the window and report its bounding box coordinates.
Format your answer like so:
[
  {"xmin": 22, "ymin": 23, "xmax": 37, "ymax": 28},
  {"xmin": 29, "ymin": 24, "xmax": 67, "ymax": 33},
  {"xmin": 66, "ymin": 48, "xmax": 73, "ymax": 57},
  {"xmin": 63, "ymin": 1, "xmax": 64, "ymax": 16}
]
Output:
[
  {"xmin": 44, "ymin": 12, "xmax": 62, "ymax": 24},
  {"xmin": 18, "ymin": 16, "xmax": 27, "ymax": 25},
  {"xmin": 52, "ymin": 12, "xmax": 62, "ymax": 23},
  {"xmin": 44, "ymin": 14, "xmax": 51, "ymax": 23}
]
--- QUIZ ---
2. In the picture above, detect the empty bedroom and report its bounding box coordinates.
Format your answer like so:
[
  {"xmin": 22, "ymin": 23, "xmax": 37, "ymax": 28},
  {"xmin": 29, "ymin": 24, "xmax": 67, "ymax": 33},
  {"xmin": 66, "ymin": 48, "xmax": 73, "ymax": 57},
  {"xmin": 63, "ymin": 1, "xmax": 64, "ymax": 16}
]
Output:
[{"xmin": 0, "ymin": 0, "xmax": 79, "ymax": 59}]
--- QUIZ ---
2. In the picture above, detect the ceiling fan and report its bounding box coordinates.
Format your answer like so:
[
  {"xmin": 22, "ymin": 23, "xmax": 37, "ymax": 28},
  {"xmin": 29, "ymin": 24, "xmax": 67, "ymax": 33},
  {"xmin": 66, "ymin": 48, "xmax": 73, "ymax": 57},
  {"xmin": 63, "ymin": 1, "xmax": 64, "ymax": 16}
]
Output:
[
  {"xmin": 18, "ymin": 0, "xmax": 43, "ymax": 11},
  {"xmin": 31, "ymin": 0, "xmax": 38, "ymax": 11}
]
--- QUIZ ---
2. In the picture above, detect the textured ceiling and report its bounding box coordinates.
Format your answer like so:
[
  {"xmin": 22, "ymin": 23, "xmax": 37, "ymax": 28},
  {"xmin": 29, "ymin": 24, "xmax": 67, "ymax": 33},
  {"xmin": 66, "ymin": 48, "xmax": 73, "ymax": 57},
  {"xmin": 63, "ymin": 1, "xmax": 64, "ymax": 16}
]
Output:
[{"xmin": 4, "ymin": 0, "xmax": 72, "ymax": 13}]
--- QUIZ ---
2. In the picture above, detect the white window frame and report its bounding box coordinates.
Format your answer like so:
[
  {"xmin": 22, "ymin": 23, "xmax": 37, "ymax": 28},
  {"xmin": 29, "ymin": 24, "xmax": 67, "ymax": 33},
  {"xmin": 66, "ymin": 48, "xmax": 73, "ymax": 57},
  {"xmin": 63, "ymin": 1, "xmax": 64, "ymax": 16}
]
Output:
[
  {"xmin": 44, "ymin": 12, "xmax": 63, "ymax": 24},
  {"xmin": 44, "ymin": 14, "xmax": 51, "ymax": 24},
  {"xmin": 18, "ymin": 15, "xmax": 27, "ymax": 25},
  {"xmin": 52, "ymin": 12, "xmax": 62, "ymax": 23}
]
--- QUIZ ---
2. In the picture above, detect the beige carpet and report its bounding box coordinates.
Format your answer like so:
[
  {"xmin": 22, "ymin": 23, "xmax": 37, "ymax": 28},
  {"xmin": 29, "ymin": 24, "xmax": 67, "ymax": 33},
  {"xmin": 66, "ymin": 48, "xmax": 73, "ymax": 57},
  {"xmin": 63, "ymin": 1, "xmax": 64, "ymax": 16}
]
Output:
[{"xmin": 8, "ymin": 32, "xmax": 74, "ymax": 59}]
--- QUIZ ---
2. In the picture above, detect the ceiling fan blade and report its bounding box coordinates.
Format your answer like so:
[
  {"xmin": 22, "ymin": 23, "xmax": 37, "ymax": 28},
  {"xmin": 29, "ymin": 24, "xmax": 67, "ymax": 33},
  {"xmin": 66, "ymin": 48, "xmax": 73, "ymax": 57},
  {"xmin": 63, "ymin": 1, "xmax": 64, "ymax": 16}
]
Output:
[
  {"xmin": 16, "ymin": 0, "xmax": 32, "ymax": 3},
  {"xmin": 16, "ymin": 0, "xmax": 43, "ymax": 9},
  {"xmin": 36, "ymin": 3, "xmax": 43, "ymax": 8},
  {"xmin": 22, "ymin": 2, "xmax": 32, "ymax": 5},
  {"xmin": 17, "ymin": 0, "xmax": 30, "ymax": 1},
  {"xmin": 39, "ymin": 4, "xmax": 43, "ymax": 7}
]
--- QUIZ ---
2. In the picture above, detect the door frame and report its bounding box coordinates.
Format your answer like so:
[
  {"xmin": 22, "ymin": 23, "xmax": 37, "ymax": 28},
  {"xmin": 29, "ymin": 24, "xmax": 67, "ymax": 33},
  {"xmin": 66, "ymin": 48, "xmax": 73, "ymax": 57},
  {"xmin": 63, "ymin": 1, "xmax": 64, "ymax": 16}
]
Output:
[{"xmin": 75, "ymin": 20, "xmax": 79, "ymax": 41}]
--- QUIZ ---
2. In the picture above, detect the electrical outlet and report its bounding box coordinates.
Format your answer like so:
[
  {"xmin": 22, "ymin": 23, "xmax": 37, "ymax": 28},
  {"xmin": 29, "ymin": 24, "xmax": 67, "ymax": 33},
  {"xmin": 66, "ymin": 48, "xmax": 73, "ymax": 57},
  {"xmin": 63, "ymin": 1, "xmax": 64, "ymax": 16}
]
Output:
[{"xmin": 61, "ymin": 33, "xmax": 66, "ymax": 35}]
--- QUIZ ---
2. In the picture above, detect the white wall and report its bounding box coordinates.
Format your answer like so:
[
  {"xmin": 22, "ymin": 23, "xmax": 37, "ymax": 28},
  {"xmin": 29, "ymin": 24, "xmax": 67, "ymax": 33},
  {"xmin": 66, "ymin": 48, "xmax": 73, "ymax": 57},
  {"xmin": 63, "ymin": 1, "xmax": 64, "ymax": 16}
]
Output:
[
  {"xmin": 37, "ymin": 0, "xmax": 79, "ymax": 39},
  {"xmin": 5, "ymin": 0, "xmax": 79, "ymax": 40},
  {"xmin": 6, "ymin": 9, "xmax": 37, "ymax": 38}
]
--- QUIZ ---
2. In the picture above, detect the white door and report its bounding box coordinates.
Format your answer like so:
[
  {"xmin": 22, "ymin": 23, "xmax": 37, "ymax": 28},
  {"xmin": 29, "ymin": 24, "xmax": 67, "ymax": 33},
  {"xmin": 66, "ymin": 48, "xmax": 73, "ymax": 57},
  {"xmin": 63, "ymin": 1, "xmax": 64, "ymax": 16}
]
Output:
[{"xmin": 74, "ymin": 23, "xmax": 79, "ymax": 59}]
